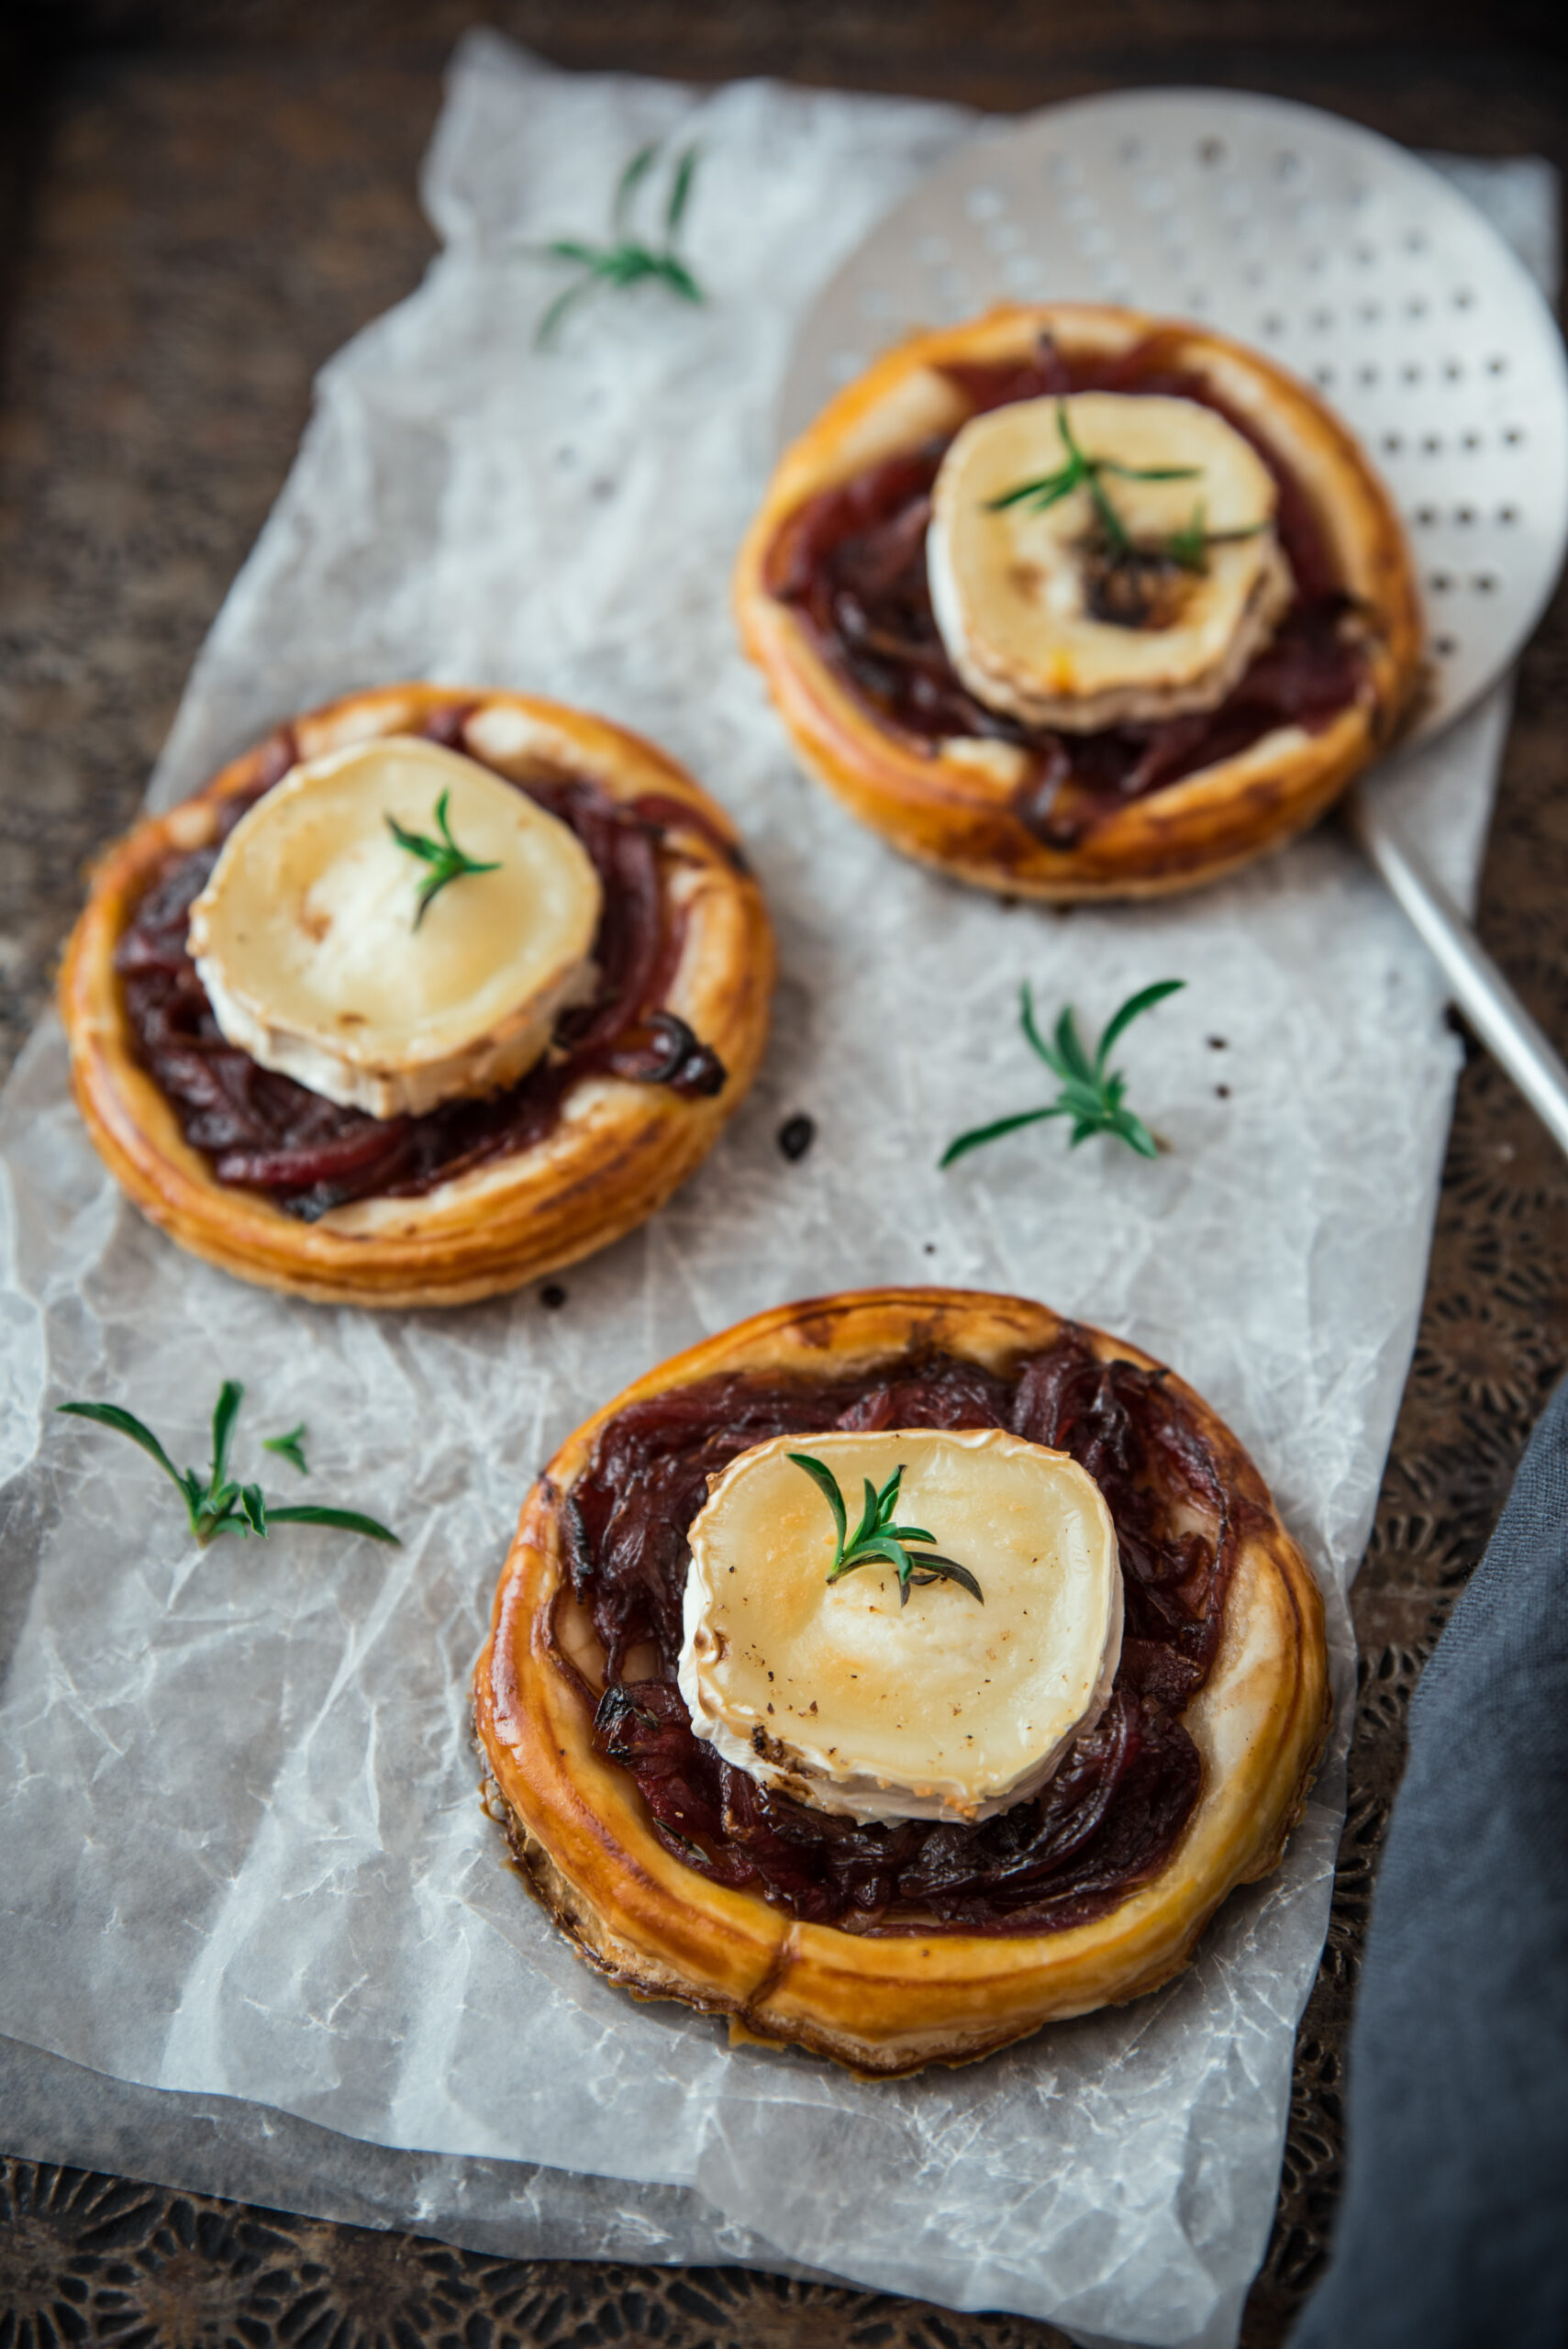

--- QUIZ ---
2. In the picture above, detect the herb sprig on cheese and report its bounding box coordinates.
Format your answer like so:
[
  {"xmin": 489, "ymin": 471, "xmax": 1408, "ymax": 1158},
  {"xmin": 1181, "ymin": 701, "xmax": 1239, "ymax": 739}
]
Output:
[
  {"xmin": 987, "ymin": 402, "xmax": 1270, "ymax": 579},
  {"xmin": 787, "ymin": 1452, "xmax": 984, "ymax": 1607},
  {"xmin": 987, "ymin": 399, "xmax": 1201, "ymax": 555},
  {"xmin": 680, "ymin": 1430, "xmax": 1122, "ymax": 1824},
  {"xmin": 930, "ymin": 393, "xmax": 1290, "ymax": 728},
  {"xmin": 386, "ymin": 789, "xmax": 503, "ymax": 932}
]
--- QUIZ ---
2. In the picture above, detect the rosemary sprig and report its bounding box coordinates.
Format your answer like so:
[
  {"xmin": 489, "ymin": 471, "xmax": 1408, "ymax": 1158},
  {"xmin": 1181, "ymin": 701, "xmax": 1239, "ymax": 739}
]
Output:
[
  {"xmin": 988, "ymin": 401, "xmax": 1200, "ymax": 556},
  {"xmin": 386, "ymin": 789, "xmax": 501, "ymax": 931},
  {"xmin": 531, "ymin": 142, "xmax": 705, "ymax": 351},
  {"xmin": 941, "ymin": 978, "xmax": 1185, "ymax": 1167},
  {"xmin": 57, "ymin": 1382, "xmax": 399, "ymax": 1548},
  {"xmin": 788, "ymin": 1453, "xmax": 983, "ymax": 1609}
]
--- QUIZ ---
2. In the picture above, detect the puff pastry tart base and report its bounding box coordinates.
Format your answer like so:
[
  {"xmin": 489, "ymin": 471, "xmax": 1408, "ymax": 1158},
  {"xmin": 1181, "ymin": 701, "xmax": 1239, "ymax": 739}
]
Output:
[
  {"xmin": 473, "ymin": 1287, "xmax": 1330, "ymax": 2077},
  {"xmin": 61, "ymin": 685, "xmax": 773, "ymax": 1308},
  {"xmin": 735, "ymin": 302, "xmax": 1423, "ymax": 901}
]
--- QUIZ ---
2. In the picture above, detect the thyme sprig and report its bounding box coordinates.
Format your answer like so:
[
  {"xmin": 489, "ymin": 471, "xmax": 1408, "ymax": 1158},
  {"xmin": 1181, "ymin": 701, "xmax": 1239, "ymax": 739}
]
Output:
[
  {"xmin": 57, "ymin": 1382, "xmax": 399, "ymax": 1548},
  {"xmin": 941, "ymin": 979, "xmax": 1185, "ymax": 1167},
  {"xmin": 531, "ymin": 142, "xmax": 705, "ymax": 351},
  {"xmin": 987, "ymin": 401, "xmax": 1200, "ymax": 557},
  {"xmin": 788, "ymin": 1453, "xmax": 984, "ymax": 1609},
  {"xmin": 386, "ymin": 789, "xmax": 501, "ymax": 931}
]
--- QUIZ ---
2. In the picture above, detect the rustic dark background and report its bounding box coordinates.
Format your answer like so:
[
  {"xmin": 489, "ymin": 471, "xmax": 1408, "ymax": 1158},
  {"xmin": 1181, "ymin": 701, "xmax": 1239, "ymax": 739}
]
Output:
[{"xmin": 3, "ymin": 3, "xmax": 1567, "ymax": 2343}]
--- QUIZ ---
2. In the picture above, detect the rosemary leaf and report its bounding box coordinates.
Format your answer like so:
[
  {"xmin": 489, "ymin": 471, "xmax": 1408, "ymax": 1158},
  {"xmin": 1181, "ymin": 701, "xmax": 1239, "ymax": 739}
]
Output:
[
  {"xmin": 1166, "ymin": 501, "xmax": 1210, "ymax": 573},
  {"xmin": 1112, "ymin": 1108, "xmax": 1161, "ymax": 1160},
  {"xmin": 657, "ymin": 256, "xmax": 705, "ymax": 305},
  {"xmin": 665, "ymin": 145, "xmax": 700, "ymax": 236},
  {"xmin": 535, "ymin": 277, "xmax": 596, "ymax": 350},
  {"xmin": 939, "ymin": 1104, "xmax": 1071, "ymax": 1168},
  {"xmin": 542, "ymin": 239, "xmax": 605, "ymax": 267},
  {"xmin": 1095, "ymin": 977, "xmax": 1187, "ymax": 1073},
  {"xmin": 1099, "ymin": 460, "xmax": 1204, "ymax": 483},
  {"xmin": 262, "ymin": 1423, "xmax": 309, "ymax": 1476},
  {"xmin": 614, "ymin": 144, "xmax": 659, "ymax": 235},
  {"xmin": 267, "ymin": 1506, "xmax": 401, "ymax": 1545},
  {"xmin": 1084, "ymin": 464, "xmax": 1130, "ymax": 554},
  {"xmin": 984, "ymin": 464, "xmax": 1080, "ymax": 515},
  {"xmin": 1051, "ymin": 1002, "xmax": 1098, "ymax": 1089},
  {"xmin": 787, "ymin": 1451, "xmax": 848, "ymax": 1554},
  {"xmin": 907, "ymin": 1553, "xmax": 985, "ymax": 1605},
  {"xmin": 56, "ymin": 1402, "xmax": 185, "ymax": 1494},
  {"xmin": 210, "ymin": 1379, "xmax": 242, "ymax": 1490}
]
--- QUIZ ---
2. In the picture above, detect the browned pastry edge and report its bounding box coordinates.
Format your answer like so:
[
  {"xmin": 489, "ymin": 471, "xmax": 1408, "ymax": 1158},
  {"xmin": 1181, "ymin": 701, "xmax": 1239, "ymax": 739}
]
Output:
[
  {"xmin": 473, "ymin": 1286, "xmax": 1331, "ymax": 2076},
  {"xmin": 734, "ymin": 302, "xmax": 1424, "ymax": 901},
  {"xmin": 59, "ymin": 683, "xmax": 775, "ymax": 1307}
]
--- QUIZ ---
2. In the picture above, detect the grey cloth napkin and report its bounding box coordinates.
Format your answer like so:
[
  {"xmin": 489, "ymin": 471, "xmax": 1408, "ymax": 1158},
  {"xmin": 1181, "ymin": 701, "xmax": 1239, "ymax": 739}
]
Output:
[{"xmin": 1291, "ymin": 1374, "xmax": 1568, "ymax": 2347}]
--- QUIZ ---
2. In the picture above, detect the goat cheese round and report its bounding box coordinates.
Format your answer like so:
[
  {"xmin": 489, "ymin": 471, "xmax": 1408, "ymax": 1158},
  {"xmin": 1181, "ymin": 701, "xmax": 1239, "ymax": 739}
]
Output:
[
  {"xmin": 676, "ymin": 1427, "xmax": 1122, "ymax": 1825},
  {"xmin": 928, "ymin": 391, "xmax": 1291, "ymax": 732},
  {"xmin": 187, "ymin": 736, "xmax": 603, "ymax": 1120}
]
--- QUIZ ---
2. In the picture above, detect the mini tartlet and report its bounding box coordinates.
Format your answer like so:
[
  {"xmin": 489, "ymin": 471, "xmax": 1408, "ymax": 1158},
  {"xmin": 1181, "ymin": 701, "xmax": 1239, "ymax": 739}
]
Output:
[
  {"xmin": 736, "ymin": 302, "xmax": 1422, "ymax": 900},
  {"xmin": 61, "ymin": 685, "xmax": 773, "ymax": 1307},
  {"xmin": 473, "ymin": 1286, "xmax": 1330, "ymax": 2076}
]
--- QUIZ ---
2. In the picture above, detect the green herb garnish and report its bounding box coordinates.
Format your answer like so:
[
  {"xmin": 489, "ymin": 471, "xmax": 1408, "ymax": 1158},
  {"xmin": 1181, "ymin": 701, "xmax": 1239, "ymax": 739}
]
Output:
[
  {"xmin": 988, "ymin": 401, "xmax": 1200, "ymax": 556},
  {"xmin": 262, "ymin": 1422, "xmax": 308, "ymax": 1475},
  {"xmin": 1165, "ymin": 498, "xmax": 1269, "ymax": 574},
  {"xmin": 941, "ymin": 979, "xmax": 1185, "ymax": 1167},
  {"xmin": 386, "ymin": 789, "xmax": 501, "ymax": 931},
  {"xmin": 1166, "ymin": 500, "xmax": 1210, "ymax": 573},
  {"xmin": 531, "ymin": 142, "xmax": 705, "ymax": 351},
  {"xmin": 787, "ymin": 1453, "xmax": 983, "ymax": 1609},
  {"xmin": 57, "ymin": 1383, "xmax": 399, "ymax": 1548}
]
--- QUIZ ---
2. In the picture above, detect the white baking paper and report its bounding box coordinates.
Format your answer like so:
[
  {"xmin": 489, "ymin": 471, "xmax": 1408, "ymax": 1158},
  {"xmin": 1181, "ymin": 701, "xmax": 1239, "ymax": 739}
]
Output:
[{"xmin": 0, "ymin": 36, "xmax": 1554, "ymax": 2349}]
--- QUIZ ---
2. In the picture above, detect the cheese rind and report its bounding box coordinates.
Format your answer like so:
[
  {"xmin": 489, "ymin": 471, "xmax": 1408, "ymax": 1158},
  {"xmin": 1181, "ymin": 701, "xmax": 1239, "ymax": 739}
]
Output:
[
  {"xmin": 928, "ymin": 391, "xmax": 1292, "ymax": 732},
  {"xmin": 676, "ymin": 1427, "xmax": 1122, "ymax": 1825},
  {"xmin": 187, "ymin": 736, "xmax": 603, "ymax": 1119}
]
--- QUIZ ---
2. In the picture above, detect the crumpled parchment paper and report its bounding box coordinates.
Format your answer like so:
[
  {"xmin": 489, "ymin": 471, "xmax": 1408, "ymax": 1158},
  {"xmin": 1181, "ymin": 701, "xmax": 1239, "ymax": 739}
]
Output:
[{"xmin": 0, "ymin": 34, "xmax": 1555, "ymax": 2349}]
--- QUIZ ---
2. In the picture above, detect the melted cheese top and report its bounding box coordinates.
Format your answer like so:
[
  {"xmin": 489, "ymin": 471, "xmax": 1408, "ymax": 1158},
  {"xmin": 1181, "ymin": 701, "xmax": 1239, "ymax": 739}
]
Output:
[
  {"xmin": 188, "ymin": 736, "xmax": 603, "ymax": 1120},
  {"xmin": 676, "ymin": 1427, "xmax": 1122, "ymax": 1825},
  {"xmin": 927, "ymin": 391, "xmax": 1292, "ymax": 732}
]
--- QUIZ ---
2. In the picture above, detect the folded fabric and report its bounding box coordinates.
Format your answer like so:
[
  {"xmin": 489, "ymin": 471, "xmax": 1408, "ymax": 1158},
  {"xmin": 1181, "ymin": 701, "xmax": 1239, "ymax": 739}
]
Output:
[{"xmin": 1291, "ymin": 1372, "xmax": 1568, "ymax": 2346}]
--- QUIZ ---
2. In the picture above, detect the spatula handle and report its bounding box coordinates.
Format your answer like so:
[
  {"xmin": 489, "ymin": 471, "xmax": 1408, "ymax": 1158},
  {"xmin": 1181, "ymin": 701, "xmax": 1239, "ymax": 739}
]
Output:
[{"xmin": 1346, "ymin": 783, "xmax": 1568, "ymax": 1160}]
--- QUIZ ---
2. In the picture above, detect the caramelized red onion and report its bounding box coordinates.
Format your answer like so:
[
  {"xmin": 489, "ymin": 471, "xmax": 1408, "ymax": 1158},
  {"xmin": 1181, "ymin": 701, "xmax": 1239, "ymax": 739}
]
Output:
[
  {"xmin": 764, "ymin": 334, "xmax": 1367, "ymax": 848},
  {"xmin": 113, "ymin": 722, "xmax": 730, "ymax": 1220},
  {"xmin": 565, "ymin": 1325, "xmax": 1236, "ymax": 1936}
]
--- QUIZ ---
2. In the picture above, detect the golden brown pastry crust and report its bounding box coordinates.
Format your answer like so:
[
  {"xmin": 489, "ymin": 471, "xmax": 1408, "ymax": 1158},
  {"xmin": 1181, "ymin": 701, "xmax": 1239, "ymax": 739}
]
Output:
[
  {"xmin": 735, "ymin": 302, "xmax": 1423, "ymax": 900},
  {"xmin": 60, "ymin": 685, "xmax": 774, "ymax": 1308},
  {"xmin": 473, "ymin": 1286, "xmax": 1331, "ymax": 2077}
]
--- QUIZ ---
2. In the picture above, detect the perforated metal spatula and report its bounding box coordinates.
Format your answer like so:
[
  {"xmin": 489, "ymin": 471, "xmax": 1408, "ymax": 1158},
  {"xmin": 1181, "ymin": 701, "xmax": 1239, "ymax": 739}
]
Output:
[{"xmin": 781, "ymin": 90, "xmax": 1568, "ymax": 1150}]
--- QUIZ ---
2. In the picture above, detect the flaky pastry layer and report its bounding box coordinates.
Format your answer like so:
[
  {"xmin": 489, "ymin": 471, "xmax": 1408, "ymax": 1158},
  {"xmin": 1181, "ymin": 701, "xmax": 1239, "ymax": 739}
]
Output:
[
  {"xmin": 473, "ymin": 1286, "xmax": 1331, "ymax": 2076},
  {"xmin": 61, "ymin": 684, "xmax": 774, "ymax": 1307},
  {"xmin": 734, "ymin": 303, "xmax": 1423, "ymax": 901}
]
